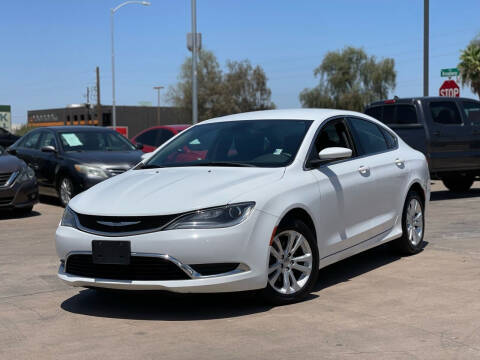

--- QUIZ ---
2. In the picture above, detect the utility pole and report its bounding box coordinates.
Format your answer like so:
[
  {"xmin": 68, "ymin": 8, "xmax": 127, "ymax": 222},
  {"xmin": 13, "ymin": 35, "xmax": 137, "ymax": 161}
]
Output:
[
  {"xmin": 153, "ymin": 86, "xmax": 164, "ymax": 125},
  {"xmin": 423, "ymin": 0, "xmax": 429, "ymax": 96},
  {"xmin": 86, "ymin": 87, "xmax": 90, "ymax": 125},
  {"xmin": 191, "ymin": 0, "xmax": 198, "ymax": 124},
  {"xmin": 96, "ymin": 66, "xmax": 102, "ymax": 126}
]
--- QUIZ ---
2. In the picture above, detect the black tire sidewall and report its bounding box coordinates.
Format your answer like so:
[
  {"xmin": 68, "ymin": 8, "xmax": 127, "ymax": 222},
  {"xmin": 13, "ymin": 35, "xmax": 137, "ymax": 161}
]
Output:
[{"xmin": 261, "ymin": 218, "xmax": 319, "ymax": 305}]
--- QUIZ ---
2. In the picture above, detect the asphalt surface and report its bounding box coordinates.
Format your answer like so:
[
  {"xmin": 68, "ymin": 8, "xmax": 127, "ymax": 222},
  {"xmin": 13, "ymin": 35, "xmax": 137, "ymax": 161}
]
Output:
[{"xmin": 1, "ymin": 182, "xmax": 480, "ymax": 360}]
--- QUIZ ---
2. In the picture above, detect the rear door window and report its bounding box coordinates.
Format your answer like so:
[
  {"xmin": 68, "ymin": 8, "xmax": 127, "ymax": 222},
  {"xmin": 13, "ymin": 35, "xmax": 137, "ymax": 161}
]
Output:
[
  {"xmin": 365, "ymin": 105, "xmax": 418, "ymax": 125},
  {"xmin": 136, "ymin": 129, "xmax": 160, "ymax": 147},
  {"xmin": 348, "ymin": 118, "xmax": 389, "ymax": 155},
  {"xmin": 429, "ymin": 101, "xmax": 462, "ymax": 125},
  {"xmin": 461, "ymin": 101, "xmax": 480, "ymax": 126},
  {"xmin": 156, "ymin": 129, "xmax": 175, "ymax": 146}
]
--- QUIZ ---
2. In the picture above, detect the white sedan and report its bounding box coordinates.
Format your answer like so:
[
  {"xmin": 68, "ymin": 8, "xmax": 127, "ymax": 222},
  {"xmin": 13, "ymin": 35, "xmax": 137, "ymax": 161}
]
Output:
[{"xmin": 56, "ymin": 109, "xmax": 430, "ymax": 304}]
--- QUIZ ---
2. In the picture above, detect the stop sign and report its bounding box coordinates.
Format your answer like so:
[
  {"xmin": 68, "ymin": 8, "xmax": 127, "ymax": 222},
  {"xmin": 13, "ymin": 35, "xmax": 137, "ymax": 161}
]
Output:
[{"xmin": 439, "ymin": 80, "xmax": 460, "ymax": 97}]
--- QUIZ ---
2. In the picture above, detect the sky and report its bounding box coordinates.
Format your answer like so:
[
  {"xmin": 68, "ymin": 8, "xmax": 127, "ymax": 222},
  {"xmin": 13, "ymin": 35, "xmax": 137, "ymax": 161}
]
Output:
[{"xmin": 1, "ymin": 0, "xmax": 479, "ymax": 125}]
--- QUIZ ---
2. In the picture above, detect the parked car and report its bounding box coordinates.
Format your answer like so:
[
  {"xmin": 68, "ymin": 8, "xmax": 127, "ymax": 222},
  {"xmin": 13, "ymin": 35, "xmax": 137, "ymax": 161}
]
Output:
[
  {"xmin": 131, "ymin": 125, "xmax": 190, "ymax": 153},
  {"xmin": 8, "ymin": 126, "xmax": 143, "ymax": 207},
  {"xmin": 56, "ymin": 109, "xmax": 429, "ymax": 304},
  {"xmin": 365, "ymin": 97, "xmax": 480, "ymax": 192},
  {"xmin": 0, "ymin": 145, "xmax": 38, "ymax": 214},
  {"xmin": 0, "ymin": 127, "xmax": 20, "ymax": 148}
]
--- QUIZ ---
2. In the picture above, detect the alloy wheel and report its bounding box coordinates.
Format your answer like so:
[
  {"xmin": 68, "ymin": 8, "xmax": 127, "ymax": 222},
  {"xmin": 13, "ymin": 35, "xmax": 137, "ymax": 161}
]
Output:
[
  {"xmin": 268, "ymin": 230, "xmax": 313, "ymax": 295},
  {"xmin": 60, "ymin": 178, "xmax": 73, "ymax": 206},
  {"xmin": 406, "ymin": 198, "xmax": 423, "ymax": 246}
]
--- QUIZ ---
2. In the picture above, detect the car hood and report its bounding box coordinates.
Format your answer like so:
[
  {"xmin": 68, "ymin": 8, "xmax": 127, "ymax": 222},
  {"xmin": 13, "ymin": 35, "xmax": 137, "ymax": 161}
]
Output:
[
  {"xmin": 0, "ymin": 154, "xmax": 25, "ymax": 173},
  {"xmin": 70, "ymin": 166, "xmax": 285, "ymax": 216},
  {"xmin": 66, "ymin": 151, "xmax": 143, "ymax": 168}
]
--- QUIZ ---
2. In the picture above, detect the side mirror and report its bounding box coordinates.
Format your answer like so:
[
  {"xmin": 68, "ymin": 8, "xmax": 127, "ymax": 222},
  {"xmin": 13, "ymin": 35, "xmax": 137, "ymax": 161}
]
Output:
[
  {"xmin": 318, "ymin": 147, "xmax": 352, "ymax": 160},
  {"xmin": 141, "ymin": 152, "xmax": 153, "ymax": 161},
  {"xmin": 41, "ymin": 145, "xmax": 57, "ymax": 153},
  {"xmin": 7, "ymin": 147, "xmax": 17, "ymax": 156},
  {"xmin": 307, "ymin": 147, "xmax": 352, "ymax": 168},
  {"xmin": 135, "ymin": 142, "xmax": 144, "ymax": 150}
]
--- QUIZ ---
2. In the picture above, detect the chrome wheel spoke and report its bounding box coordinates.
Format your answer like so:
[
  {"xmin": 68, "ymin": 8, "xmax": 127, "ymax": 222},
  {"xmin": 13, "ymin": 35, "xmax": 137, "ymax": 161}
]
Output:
[
  {"xmin": 268, "ymin": 262, "xmax": 281, "ymax": 274},
  {"xmin": 292, "ymin": 253, "xmax": 312, "ymax": 262},
  {"xmin": 269, "ymin": 268, "xmax": 281, "ymax": 285},
  {"xmin": 289, "ymin": 272, "xmax": 301, "ymax": 291},
  {"xmin": 290, "ymin": 234, "xmax": 305, "ymax": 255},
  {"xmin": 292, "ymin": 262, "xmax": 311, "ymax": 275},
  {"xmin": 270, "ymin": 247, "xmax": 282, "ymax": 261},
  {"xmin": 282, "ymin": 270, "xmax": 290, "ymax": 292}
]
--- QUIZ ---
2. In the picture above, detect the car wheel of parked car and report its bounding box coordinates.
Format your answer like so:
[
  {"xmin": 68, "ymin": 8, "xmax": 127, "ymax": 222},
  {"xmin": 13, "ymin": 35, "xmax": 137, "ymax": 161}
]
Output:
[
  {"xmin": 261, "ymin": 219, "xmax": 319, "ymax": 305},
  {"xmin": 58, "ymin": 176, "xmax": 74, "ymax": 207},
  {"xmin": 442, "ymin": 174, "xmax": 474, "ymax": 193},
  {"xmin": 394, "ymin": 190, "xmax": 425, "ymax": 255}
]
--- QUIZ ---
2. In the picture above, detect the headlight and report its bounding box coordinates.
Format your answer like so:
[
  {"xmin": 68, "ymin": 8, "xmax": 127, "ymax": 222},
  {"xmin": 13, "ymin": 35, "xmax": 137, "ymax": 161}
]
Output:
[
  {"xmin": 165, "ymin": 202, "xmax": 255, "ymax": 230},
  {"xmin": 74, "ymin": 164, "xmax": 108, "ymax": 178},
  {"xmin": 61, "ymin": 206, "xmax": 77, "ymax": 228},
  {"xmin": 17, "ymin": 165, "xmax": 35, "ymax": 183}
]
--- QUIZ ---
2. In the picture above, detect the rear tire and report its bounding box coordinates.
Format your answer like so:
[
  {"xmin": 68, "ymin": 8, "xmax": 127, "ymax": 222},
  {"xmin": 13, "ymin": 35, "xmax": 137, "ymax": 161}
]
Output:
[
  {"xmin": 260, "ymin": 219, "xmax": 319, "ymax": 305},
  {"xmin": 442, "ymin": 174, "xmax": 474, "ymax": 192},
  {"xmin": 394, "ymin": 190, "xmax": 425, "ymax": 255}
]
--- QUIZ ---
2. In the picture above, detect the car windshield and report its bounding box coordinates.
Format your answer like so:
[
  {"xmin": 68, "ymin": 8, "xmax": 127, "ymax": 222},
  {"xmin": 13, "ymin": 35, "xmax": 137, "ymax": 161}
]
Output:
[
  {"xmin": 142, "ymin": 120, "xmax": 313, "ymax": 168},
  {"xmin": 59, "ymin": 131, "xmax": 136, "ymax": 152}
]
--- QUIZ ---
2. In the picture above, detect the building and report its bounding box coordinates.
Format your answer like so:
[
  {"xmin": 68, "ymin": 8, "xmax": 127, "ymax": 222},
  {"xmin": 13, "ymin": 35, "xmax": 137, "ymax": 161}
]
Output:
[
  {"xmin": 27, "ymin": 105, "xmax": 190, "ymax": 138},
  {"xmin": 0, "ymin": 105, "xmax": 11, "ymax": 130}
]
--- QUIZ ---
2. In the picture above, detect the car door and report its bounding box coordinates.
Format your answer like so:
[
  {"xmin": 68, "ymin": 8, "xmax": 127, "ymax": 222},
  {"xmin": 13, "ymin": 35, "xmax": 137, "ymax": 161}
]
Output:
[
  {"xmin": 35, "ymin": 130, "xmax": 59, "ymax": 195},
  {"xmin": 424, "ymin": 100, "xmax": 471, "ymax": 171},
  {"xmin": 308, "ymin": 117, "xmax": 377, "ymax": 256},
  {"xmin": 347, "ymin": 117, "xmax": 407, "ymax": 235},
  {"xmin": 460, "ymin": 99, "xmax": 480, "ymax": 171},
  {"xmin": 13, "ymin": 130, "xmax": 42, "ymax": 168}
]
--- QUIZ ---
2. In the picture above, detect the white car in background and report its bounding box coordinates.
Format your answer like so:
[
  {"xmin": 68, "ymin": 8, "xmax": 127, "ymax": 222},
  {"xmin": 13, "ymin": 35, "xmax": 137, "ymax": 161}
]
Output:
[{"xmin": 56, "ymin": 109, "xmax": 430, "ymax": 304}]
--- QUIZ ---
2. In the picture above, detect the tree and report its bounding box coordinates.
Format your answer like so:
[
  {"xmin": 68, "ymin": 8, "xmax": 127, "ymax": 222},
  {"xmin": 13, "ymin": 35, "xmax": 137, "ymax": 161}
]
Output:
[
  {"xmin": 300, "ymin": 47, "xmax": 396, "ymax": 111},
  {"xmin": 458, "ymin": 35, "xmax": 480, "ymax": 99},
  {"xmin": 168, "ymin": 50, "xmax": 274, "ymax": 121}
]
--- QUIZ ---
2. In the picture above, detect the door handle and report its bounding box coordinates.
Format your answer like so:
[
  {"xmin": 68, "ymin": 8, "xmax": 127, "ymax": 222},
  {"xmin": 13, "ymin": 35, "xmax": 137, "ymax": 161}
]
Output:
[
  {"xmin": 433, "ymin": 130, "xmax": 441, "ymax": 136},
  {"xmin": 32, "ymin": 163, "xmax": 39, "ymax": 170},
  {"xmin": 395, "ymin": 158, "xmax": 405, "ymax": 167},
  {"xmin": 358, "ymin": 166, "xmax": 370, "ymax": 175}
]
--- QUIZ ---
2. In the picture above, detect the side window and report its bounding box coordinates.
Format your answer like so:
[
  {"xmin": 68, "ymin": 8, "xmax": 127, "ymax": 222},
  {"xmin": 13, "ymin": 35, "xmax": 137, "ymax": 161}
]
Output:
[
  {"xmin": 136, "ymin": 129, "xmax": 160, "ymax": 146},
  {"xmin": 462, "ymin": 101, "xmax": 480, "ymax": 126},
  {"xmin": 22, "ymin": 131, "xmax": 42, "ymax": 150},
  {"xmin": 313, "ymin": 119, "xmax": 354, "ymax": 156},
  {"xmin": 430, "ymin": 101, "xmax": 462, "ymax": 125},
  {"xmin": 156, "ymin": 130, "xmax": 175, "ymax": 146},
  {"xmin": 379, "ymin": 127, "xmax": 398, "ymax": 149},
  {"xmin": 365, "ymin": 105, "xmax": 418, "ymax": 125},
  {"xmin": 348, "ymin": 118, "xmax": 388, "ymax": 155},
  {"xmin": 38, "ymin": 131, "xmax": 57, "ymax": 149}
]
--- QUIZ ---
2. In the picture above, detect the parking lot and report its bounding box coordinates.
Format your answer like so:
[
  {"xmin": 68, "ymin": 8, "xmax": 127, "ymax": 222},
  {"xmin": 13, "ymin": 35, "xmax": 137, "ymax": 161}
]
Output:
[{"xmin": 0, "ymin": 182, "xmax": 479, "ymax": 360}]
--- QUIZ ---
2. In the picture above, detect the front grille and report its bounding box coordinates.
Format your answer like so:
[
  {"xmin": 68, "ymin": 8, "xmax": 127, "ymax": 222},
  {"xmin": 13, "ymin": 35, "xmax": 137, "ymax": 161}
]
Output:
[
  {"xmin": 0, "ymin": 196, "xmax": 14, "ymax": 205},
  {"xmin": 75, "ymin": 213, "xmax": 180, "ymax": 235},
  {"xmin": 190, "ymin": 263, "xmax": 240, "ymax": 276},
  {"xmin": 65, "ymin": 254, "xmax": 190, "ymax": 281},
  {"xmin": 107, "ymin": 168, "xmax": 127, "ymax": 177},
  {"xmin": 0, "ymin": 172, "xmax": 14, "ymax": 186}
]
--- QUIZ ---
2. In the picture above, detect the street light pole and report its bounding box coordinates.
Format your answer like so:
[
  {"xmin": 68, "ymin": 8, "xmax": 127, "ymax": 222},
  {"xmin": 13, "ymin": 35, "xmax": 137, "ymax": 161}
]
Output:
[
  {"xmin": 110, "ymin": 1, "xmax": 151, "ymax": 130},
  {"xmin": 191, "ymin": 0, "xmax": 198, "ymax": 124},
  {"xmin": 423, "ymin": 0, "xmax": 429, "ymax": 97},
  {"xmin": 153, "ymin": 86, "xmax": 164, "ymax": 125}
]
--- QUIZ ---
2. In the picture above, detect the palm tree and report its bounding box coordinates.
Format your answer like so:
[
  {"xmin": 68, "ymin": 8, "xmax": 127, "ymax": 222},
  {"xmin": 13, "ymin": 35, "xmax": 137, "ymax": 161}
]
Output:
[{"xmin": 458, "ymin": 41, "xmax": 480, "ymax": 99}]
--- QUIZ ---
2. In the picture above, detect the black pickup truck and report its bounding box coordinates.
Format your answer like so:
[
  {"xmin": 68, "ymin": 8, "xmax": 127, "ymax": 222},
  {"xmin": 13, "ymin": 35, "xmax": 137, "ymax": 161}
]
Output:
[{"xmin": 365, "ymin": 97, "xmax": 480, "ymax": 192}]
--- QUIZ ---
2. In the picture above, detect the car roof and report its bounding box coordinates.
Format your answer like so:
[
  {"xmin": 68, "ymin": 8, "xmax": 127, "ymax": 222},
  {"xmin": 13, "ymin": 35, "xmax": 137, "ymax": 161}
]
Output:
[
  {"xmin": 201, "ymin": 108, "xmax": 366, "ymax": 124},
  {"xmin": 140, "ymin": 124, "xmax": 190, "ymax": 132},
  {"xmin": 36, "ymin": 126, "xmax": 114, "ymax": 132},
  {"xmin": 367, "ymin": 96, "xmax": 480, "ymax": 107}
]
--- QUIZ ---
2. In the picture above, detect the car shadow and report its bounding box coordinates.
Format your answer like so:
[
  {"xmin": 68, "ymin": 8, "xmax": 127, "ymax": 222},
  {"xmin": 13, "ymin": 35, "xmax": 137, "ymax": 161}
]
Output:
[
  {"xmin": 430, "ymin": 188, "xmax": 480, "ymax": 201},
  {"xmin": 0, "ymin": 209, "xmax": 41, "ymax": 220},
  {"xmin": 39, "ymin": 195, "xmax": 62, "ymax": 207},
  {"xmin": 61, "ymin": 242, "xmax": 424, "ymax": 320}
]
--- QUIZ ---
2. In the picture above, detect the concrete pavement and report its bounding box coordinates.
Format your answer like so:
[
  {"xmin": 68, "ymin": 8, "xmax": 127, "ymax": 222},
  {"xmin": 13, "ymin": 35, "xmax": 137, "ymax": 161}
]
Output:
[{"xmin": 1, "ymin": 183, "xmax": 480, "ymax": 359}]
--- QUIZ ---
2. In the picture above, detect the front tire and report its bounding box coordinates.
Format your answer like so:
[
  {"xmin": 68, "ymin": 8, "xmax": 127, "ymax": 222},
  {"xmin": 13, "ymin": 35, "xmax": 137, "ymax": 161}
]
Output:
[
  {"xmin": 58, "ymin": 176, "xmax": 75, "ymax": 207},
  {"xmin": 442, "ymin": 174, "xmax": 474, "ymax": 192},
  {"xmin": 261, "ymin": 219, "xmax": 319, "ymax": 305},
  {"xmin": 394, "ymin": 191, "xmax": 425, "ymax": 255}
]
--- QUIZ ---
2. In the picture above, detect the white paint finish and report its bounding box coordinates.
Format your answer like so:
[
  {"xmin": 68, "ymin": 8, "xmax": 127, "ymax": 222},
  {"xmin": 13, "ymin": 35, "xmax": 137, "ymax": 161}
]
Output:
[
  {"xmin": 318, "ymin": 147, "xmax": 352, "ymax": 160},
  {"xmin": 56, "ymin": 109, "xmax": 430, "ymax": 293}
]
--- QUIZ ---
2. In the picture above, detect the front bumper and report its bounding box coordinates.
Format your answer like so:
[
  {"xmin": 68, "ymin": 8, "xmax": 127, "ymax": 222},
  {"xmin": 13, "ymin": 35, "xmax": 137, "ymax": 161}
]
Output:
[
  {"xmin": 56, "ymin": 209, "xmax": 278, "ymax": 293},
  {"xmin": 0, "ymin": 178, "xmax": 38, "ymax": 210}
]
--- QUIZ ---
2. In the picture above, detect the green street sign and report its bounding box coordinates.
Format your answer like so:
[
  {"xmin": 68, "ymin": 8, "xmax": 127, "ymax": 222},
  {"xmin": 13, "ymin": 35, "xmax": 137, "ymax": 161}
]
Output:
[{"xmin": 441, "ymin": 68, "xmax": 459, "ymax": 77}]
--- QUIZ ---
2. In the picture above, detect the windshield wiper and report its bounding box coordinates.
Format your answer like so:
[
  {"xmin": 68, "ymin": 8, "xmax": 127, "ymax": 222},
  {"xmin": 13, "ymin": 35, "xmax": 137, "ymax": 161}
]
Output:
[
  {"xmin": 138, "ymin": 163, "xmax": 164, "ymax": 169},
  {"xmin": 189, "ymin": 161, "xmax": 256, "ymax": 167}
]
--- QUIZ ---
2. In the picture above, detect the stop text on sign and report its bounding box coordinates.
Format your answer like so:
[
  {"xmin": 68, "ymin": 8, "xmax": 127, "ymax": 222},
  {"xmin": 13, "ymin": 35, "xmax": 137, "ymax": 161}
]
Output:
[{"xmin": 439, "ymin": 80, "xmax": 460, "ymax": 98}]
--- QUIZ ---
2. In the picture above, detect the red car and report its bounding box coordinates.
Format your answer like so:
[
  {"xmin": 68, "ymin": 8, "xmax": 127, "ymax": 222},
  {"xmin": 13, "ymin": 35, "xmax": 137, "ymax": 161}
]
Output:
[{"xmin": 131, "ymin": 125, "xmax": 190, "ymax": 153}]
